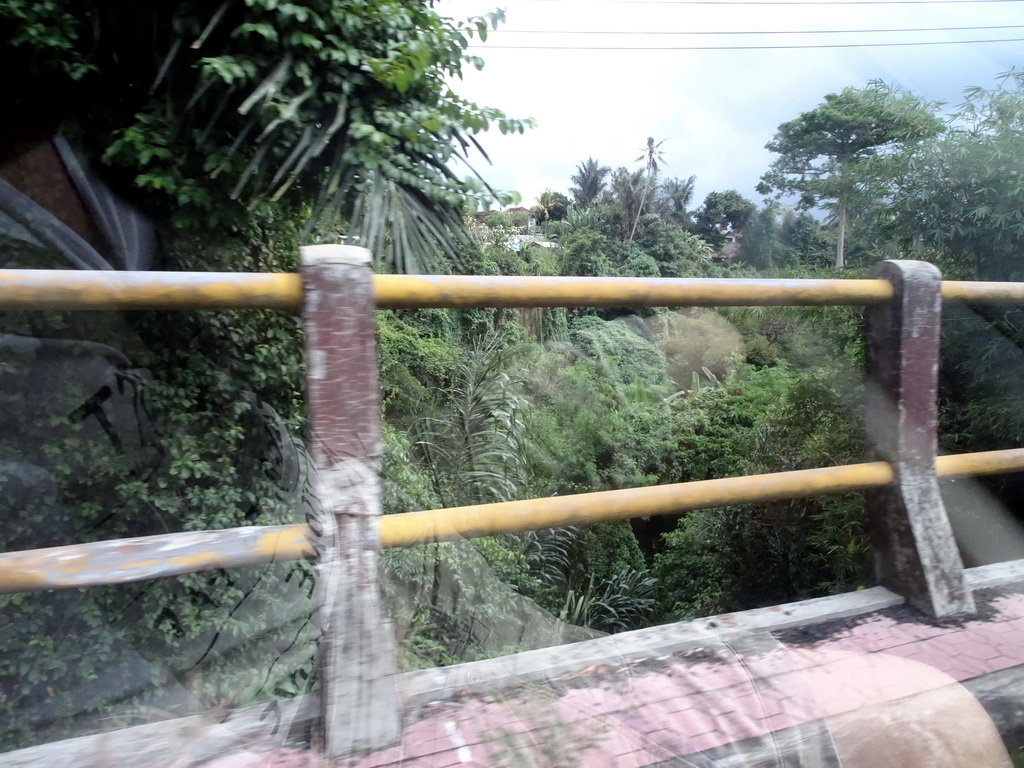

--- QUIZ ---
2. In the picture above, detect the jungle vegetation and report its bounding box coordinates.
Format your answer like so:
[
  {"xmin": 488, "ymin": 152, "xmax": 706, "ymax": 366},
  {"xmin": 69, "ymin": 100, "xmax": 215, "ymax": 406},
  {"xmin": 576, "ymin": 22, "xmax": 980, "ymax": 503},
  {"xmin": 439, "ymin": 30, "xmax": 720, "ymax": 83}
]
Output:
[{"xmin": 2, "ymin": 1, "xmax": 1024, "ymax": 749}]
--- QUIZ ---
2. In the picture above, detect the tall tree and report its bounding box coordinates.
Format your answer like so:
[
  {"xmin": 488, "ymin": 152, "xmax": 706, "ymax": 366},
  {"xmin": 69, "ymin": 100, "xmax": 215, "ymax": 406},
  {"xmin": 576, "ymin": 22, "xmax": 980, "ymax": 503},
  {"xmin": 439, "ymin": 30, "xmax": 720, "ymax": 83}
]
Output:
[
  {"xmin": 781, "ymin": 209, "xmax": 835, "ymax": 268},
  {"xmin": 652, "ymin": 175, "xmax": 696, "ymax": 228},
  {"xmin": 637, "ymin": 136, "xmax": 667, "ymax": 178},
  {"xmin": 629, "ymin": 137, "xmax": 667, "ymax": 241},
  {"xmin": 691, "ymin": 190, "xmax": 756, "ymax": 249},
  {"xmin": 570, "ymin": 158, "xmax": 611, "ymax": 208},
  {"xmin": 740, "ymin": 203, "xmax": 785, "ymax": 270},
  {"xmin": 758, "ymin": 82, "xmax": 942, "ymax": 268}
]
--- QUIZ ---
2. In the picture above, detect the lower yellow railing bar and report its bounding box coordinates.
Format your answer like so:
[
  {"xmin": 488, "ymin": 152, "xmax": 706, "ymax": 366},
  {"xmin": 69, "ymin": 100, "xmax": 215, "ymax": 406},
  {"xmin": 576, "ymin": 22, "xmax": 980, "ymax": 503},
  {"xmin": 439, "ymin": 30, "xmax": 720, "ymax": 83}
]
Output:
[
  {"xmin": 381, "ymin": 449, "xmax": 1024, "ymax": 547},
  {"xmin": 2, "ymin": 448, "xmax": 1023, "ymax": 594},
  {"xmin": 0, "ymin": 524, "xmax": 310, "ymax": 595},
  {"xmin": 378, "ymin": 462, "xmax": 895, "ymax": 548}
]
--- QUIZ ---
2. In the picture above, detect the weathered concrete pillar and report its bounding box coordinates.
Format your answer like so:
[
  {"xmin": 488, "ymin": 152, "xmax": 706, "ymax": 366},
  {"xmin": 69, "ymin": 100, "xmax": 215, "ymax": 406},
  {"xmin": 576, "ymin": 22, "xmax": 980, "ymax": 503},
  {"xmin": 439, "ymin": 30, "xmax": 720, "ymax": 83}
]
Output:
[
  {"xmin": 301, "ymin": 245, "xmax": 401, "ymax": 758},
  {"xmin": 865, "ymin": 259, "xmax": 974, "ymax": 617}
]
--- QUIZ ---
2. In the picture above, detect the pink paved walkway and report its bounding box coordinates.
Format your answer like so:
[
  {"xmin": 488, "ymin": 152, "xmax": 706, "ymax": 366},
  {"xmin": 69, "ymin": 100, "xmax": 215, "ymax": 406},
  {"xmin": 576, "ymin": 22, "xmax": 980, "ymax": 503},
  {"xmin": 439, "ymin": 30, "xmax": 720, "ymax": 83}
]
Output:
[{"xmin": 205, "ymin": 587, "xmax": 1024, "ymax": 767}]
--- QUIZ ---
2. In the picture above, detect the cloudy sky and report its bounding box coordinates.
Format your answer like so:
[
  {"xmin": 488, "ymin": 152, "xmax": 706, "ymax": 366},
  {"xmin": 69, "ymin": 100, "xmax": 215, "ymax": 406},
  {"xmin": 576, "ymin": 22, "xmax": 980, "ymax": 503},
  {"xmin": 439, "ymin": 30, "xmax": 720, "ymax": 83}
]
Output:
[{"xmin": 441, "ymin": 0, "xmax": 1023, "ymax": 209}]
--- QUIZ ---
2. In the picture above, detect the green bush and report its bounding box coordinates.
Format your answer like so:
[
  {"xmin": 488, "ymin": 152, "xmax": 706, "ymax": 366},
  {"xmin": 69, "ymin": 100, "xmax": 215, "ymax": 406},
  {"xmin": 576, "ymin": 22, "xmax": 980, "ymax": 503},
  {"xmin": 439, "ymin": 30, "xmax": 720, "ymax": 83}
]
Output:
[
  {"xmin": 648, "ymin": 310, "xmax": 745, "ymax": 388},
  {"xmin": 654, "ymin": 362, "xmax": 869, "ymax": 620},
  {"xmin": 568, "ymin": 316, "xmax": 668, "ymax": 388}
]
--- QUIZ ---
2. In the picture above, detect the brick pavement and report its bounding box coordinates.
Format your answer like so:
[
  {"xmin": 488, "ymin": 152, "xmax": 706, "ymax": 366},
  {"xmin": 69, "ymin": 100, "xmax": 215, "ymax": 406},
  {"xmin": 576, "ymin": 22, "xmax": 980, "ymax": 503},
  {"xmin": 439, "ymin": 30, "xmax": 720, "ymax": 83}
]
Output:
[{"xmin": 203, "ymin": 586, "xmax": 1024, "ymax": 767}]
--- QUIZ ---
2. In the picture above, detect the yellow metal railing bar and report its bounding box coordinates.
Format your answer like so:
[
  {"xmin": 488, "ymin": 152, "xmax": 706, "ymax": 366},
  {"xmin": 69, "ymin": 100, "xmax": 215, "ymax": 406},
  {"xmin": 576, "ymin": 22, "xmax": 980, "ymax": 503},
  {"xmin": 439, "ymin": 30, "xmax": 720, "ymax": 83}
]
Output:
[
  {"xmin": 0, "ymin": 270, "xmax": 304, "ymax": 311},
  {"xmin": 373, "ymin": 275, "xmax": 897, "ymax": 308},
  {"xmin": 3, "ymin": 448, "xmax": 1023, "ymax": 595},
  {"xmin": 380, "ymin": 462, "xmax": 894, "ymax": 548},
  {"xmin": 0, "ymin": 525, "xmax": 307, "ymax": 595},
  {"xmin": 940, "ymin": 281, "xmax": 1024, "ymax": 303},
  {"xmin": 0, "ymin": 270, "xmax": 889, "ymax": 309},
  {"xmin": 0, "ymin": 269, "xmax": 1017, "ymax": 310}
]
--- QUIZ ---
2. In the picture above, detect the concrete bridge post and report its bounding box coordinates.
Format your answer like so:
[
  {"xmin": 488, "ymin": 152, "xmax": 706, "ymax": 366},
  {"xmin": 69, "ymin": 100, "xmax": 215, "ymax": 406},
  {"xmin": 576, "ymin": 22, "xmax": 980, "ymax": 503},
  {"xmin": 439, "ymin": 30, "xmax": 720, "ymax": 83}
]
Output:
[
  {"xmin": 865, "ymin": 259, "xmax": 975, "ymax": 617},
  {"xmin": 300, "ymin": 245, "xmax": 401, "ymax": 758}
]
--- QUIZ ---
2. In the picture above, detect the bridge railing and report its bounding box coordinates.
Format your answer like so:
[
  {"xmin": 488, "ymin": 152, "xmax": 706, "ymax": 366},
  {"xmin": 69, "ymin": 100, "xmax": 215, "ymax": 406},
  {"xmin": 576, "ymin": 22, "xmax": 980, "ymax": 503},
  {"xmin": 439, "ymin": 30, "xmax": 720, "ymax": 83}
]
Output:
[
  {"xmin": 6, "ymin": 451, "xmax": 1024, "ymax": 589},
  {"xmin": 2, "ymin": 251, "xmax": 1024, "ymax": 758}
]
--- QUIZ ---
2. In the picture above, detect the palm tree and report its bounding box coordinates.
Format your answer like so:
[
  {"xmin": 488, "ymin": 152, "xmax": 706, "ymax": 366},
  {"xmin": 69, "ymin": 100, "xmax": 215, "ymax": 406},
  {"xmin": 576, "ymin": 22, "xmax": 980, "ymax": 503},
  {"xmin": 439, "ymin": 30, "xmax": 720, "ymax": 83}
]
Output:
[
  {"xmin": 570, "ymin": 158, "xmax": 611, "ymax": 209},
  {"xmin": 653, "ymin": 175, "xmax": 696, "ymax": 228},
  {"xmin": 531, "ymin": 189, "xmax": 569, "ymax": 224},
  {"xmin": 610, "ymin": 167, "xmax": 647, "ymax": 241},
  {"xmin": 636, "ymin": 137, "xmax": 667, "ymax": 179},
  {"xmin": 3, "ymin": 3, "xmax": 526, "ymax": 276},
  {"xmin": 415, "ymin": 341, "xmax": 528, "ymax": 508},
  {"xmin": 629, "ymin": 137, "xmax": 667, "ymax": 240}
]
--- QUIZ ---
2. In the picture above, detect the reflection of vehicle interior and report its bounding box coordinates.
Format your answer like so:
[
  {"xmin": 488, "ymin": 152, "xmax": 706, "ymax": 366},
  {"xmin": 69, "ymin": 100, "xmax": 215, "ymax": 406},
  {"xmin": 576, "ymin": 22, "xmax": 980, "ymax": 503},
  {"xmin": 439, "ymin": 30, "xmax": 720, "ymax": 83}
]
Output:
[
  {"xmin": 0, "ymin": 133, "xmax": 155, "ymax": 271},
  {"xmin": 0, "ymin": 131, "xmax": 312, "ymax": 488},
  {"xmin": 0, "ymin": 133, "xmax": 312, "ymax": 521},
  {"xmin": 0, "ymin": 134, "xmax": 164, "ymax": 551},
  {"xmin": 0, "ymin": 334, "xmax": 161, "ymax": 480},
  {"xmin": 0, "ymin": 132, "xmax": 163, "ymax": 532},
  {"xmin": 0, "ymin": 135, "xmax": 319, "ymax": 746}
]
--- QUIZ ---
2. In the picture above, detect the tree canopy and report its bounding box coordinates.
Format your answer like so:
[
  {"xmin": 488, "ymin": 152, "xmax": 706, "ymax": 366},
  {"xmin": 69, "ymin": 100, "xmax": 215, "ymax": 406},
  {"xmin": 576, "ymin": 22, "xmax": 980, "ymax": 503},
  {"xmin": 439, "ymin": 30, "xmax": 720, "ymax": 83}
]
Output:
[
  {"xmin": 691, "ymin": 190, "xmax": 756, "ymax": 249},
  {"xmin": 652, "ymin": 175, "xmax": 696, "ymax": 228},
  {"xmin": 531, "ymin": 190, "xmax": 570, "ymax": 224},
  {"xmin": 570, "ymin": 158, "xmax": 611, "ymax": 209},
  {"xmin": 758, "ymin": 82, "xmax": 942, "ymax": 268},
  {"xmin": 885, "ymin": 71, "xmax": 1024, "ymax": 280},
  {"xmin": 1, "ymin": 0, "xmax": 529, "ymax": 271}
]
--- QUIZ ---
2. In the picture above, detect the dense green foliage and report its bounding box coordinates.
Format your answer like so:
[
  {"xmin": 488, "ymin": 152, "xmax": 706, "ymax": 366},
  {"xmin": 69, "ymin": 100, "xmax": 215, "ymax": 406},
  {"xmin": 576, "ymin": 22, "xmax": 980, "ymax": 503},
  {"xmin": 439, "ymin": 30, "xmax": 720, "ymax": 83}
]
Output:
[
  {"xmin": 1, "ymin": 0, "xmax": 530, "ymax": 747},
  {"xmin": 369, "ymin": 186, "xmax": 877, "ymax": 672},
  {"xmin": 1, "ymin": 0, "xmax": 528, "ymax": 270},
  {"xmin": 375, "ymin": 70, "xmax": 1024, "ymax": 669},
  {"xmin": 4, "ymin": 3, "xmax": 1024, "ymax": 749}
]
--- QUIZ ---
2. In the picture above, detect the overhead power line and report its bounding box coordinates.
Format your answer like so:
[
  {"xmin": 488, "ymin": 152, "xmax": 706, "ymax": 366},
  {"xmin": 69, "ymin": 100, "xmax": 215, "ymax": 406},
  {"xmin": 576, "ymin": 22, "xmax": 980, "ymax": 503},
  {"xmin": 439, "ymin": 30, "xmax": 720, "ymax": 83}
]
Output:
[
  {"xmin": 490, "ymin": 23, "xmax": 1024, "ymax": 35},
  {"xmin": 467, "ymin": 36, "xmax": 1024, "ymax": 49}
]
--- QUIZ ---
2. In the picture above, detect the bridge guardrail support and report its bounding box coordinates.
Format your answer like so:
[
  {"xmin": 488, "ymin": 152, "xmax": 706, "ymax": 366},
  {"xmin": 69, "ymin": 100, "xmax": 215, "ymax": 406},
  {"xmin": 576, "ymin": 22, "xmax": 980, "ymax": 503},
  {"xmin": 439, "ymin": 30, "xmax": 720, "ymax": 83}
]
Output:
[
  {"xmin": 866, "ymin": 260, "xmax": 975, "ymax": 617},
  {"xmin": 301, "ymin": 245, "xmax": 401, "ymax": 757}
]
